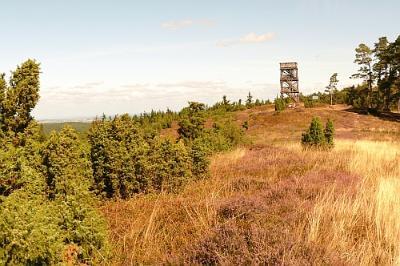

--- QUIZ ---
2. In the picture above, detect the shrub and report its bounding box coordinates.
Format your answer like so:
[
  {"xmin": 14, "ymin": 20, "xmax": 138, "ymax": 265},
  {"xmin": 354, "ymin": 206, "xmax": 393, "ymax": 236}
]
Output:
[
  {"xmin": 274, "ymin": 97, "xmax": 286, "ymax": 112},
  {"xmin": 88, "ymin": 115, "xmax": 150, "ymax": 198},
  {"xmin": 40, "ymin": 126, "xmax": 109, "ymax": 262},
  {"xmin": 0, "ymin": 126, "xmax": 108, "ymax": 264},
  {"xmin": 303, "ymin": 97, "xmax": 315, "ymax": 108},
  {"xmin": 324, "ymin": 119, "xmax": 335, "ymax": 148},
  {"xmin": 190, "ymin": 138, "xmax": 210, "ymax": 178},
  {"xmin": 178, "ymin": 102, "xmax": 206, "ymax": 142},
  {"xmin": 0, "ymin": 181, "xmax": 64, "ymax": 265},
  {"xmin": 148, "ymin": 138, "xmax": 193, "ymax": 192},
  {"xmin": 301, "ymin": 117, "xmax": 334, "ymax": 150}
]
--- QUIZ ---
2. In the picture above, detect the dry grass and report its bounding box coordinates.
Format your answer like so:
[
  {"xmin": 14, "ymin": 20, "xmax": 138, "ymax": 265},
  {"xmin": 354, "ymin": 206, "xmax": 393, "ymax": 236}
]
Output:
[
  {"xmin": 100, "ymin": 105, "xmax": 400, "ymax": 265},
  {"xmin": 306, "ymin": 140, "xmax": 400, "ymax": 265}
]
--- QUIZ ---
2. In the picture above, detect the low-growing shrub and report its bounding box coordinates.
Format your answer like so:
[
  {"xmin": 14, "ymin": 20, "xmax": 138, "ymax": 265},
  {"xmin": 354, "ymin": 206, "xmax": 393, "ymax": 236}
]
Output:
[
  {"xmin": 303, "ymin": 97, "xmax": 315, "ymax": 108},
  {"xmin": 274, "ymin": 97, "xmax": 286, "ymax": 112},
  {"xmin": 148, "ymin": 138, "xmax": 193, "ymax": 192},
  {"xmin": 301, "ymin": 117, "xmax": 335, "ymax": 149}
]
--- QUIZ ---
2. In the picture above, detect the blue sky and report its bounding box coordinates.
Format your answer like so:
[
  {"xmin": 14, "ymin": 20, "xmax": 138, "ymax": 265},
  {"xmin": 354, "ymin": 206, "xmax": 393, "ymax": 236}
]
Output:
[{"xmin": 1, "ymin": 0, "xmax": 399, "ymax": 119}]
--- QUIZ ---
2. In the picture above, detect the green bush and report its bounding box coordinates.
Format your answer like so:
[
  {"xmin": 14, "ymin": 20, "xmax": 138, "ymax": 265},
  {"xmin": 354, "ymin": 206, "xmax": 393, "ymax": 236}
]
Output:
[
  {"xmin": 178, "ymin": 102, "xmax": 206, "ymax": 142},
  {"xmin": 190, "ymin": 138, "xmax": 210, "ymax": 178},
  {"xmin": 88, "ymin": 115, "xmax": 150, "ymax": 198},
  {"xmin": 303, "ymin": 97, "xmax": 315, "ymax": 108},
  {"xmin": 324, "ymin": 119, "xmax": 335, "ymax": 148},
  {"xmin": 40, "ymin": 126, "xmax": 109, "ymax": 263},
  {"xmin": 0, "ymin": 181, "xmax": 64, "ymax": 265},
  {"xmin": 274, "ymin": 97, "xmax": 286, "ymax": 112},
  {"xmin": 0, "ymin": 126, "xmax": 108, "ymax": 265},
  {"xmin": 148, "ymin": 138, "xmax": 193, "ymax": 192},
  {"xmin": 301, "ymin": 117, "xmax": 335, "ymax": 150}
]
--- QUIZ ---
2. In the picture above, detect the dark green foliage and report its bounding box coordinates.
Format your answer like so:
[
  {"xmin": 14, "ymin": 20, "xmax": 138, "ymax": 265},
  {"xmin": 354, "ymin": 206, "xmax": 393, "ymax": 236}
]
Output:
[
  {"xmin": 40, "ymin": 126, "xmax": 108, "ymax": 263},
  {"xmin": 88, "ymin": 111, "xmax": 209, "ymax": 197},
  {"xmin": 324, "ymin": 119, "xmax": 335, "ymax": 148},
  {"xmin": 274, "ymin": 97, "xmax": 286, "ymax": 112},
  {"xmin": 190, "ymin": 138, "xmax": 210, "ymax": 178},
  {"xmin": 0, "ymin": 175, "xmax": 64, "ymax": 265},
  {"xmin": 178, "ymin": 102, "xmax": 206, "ymax": 142},
  {"xmin": 246, "ymin": 92, "xmax": 253, "ymax": 108},
  {"xmin": 0, "ymin": 126, "xmax": 108, "ymax": 265},
  {"xmin": 0, "ymin": 59, "xmax": 40, "ymax": 136},
  {"xmin": 88, "ymin": 114, "xmax": 150, "ymax": 198},
  {"xmin": 41, "ymin": 126, "xmax": 93, "ymax": 199},
  {"xmin": 301, "ymin": 117, "xmax": 334, "ymax": 150},
  {"xmin": 348, "ymin": 35, "xmax": 400, "ymax": 112},
  {"xmin": 148, "ymin": 138, "xmax": 193, "ymax": 192}
]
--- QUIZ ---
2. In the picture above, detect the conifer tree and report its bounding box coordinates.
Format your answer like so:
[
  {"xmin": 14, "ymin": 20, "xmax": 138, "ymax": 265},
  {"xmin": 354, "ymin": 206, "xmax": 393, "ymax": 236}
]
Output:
[
  {"xmin": 178, "ymin": 102, "xmax": 206, "ymax": 142},
  {"xmin": 0, "ymin": 60, "xmax": 40, "ymax": 136},
  {"xmin": 41, "ymin": 126, "xmax": 108, "ymax": 261},
  {"xmin": 301, "ymin": 117, "xmax": 325, "ymax": 148},
  {"xmin": 324, "ymin": 119, "xmax": 335, "ymax": 148},
  {"xmin": 246, "ymin": 92, "xmax": 253, "ymax": 107}
]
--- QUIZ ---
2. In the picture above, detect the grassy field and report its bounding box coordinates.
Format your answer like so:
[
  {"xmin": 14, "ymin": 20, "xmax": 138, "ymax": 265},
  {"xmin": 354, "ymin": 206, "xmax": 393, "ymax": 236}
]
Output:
[{"xmin": 100, "ymin": 104, "xmax": 400, "ymax": 265}]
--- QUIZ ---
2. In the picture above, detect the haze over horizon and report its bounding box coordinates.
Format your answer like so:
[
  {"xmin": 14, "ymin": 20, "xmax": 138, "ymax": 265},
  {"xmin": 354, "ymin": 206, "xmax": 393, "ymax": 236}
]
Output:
[{"xmin": 1, "ymin": 0, "xmax": 399, "ymax": 119}]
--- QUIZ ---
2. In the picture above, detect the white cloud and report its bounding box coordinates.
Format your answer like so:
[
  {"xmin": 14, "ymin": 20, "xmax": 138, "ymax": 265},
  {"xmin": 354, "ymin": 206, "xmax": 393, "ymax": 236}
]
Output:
[
  {"xmin": 161, "ymin": 19, "xmax": 215, "ymax": 30},
  {"xmin": 35, "ymin": 80, "xmax": 279, "ymax": 119},
  {"xmin": 217, "ymin": 32, "xmax": 276, "ymax": 47}
]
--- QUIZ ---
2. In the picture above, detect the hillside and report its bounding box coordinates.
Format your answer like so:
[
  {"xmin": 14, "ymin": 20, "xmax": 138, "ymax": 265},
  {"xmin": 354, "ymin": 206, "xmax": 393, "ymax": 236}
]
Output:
[{"xmin": 102, "ymin": 104, "xmax": 400, "ymax": 265}]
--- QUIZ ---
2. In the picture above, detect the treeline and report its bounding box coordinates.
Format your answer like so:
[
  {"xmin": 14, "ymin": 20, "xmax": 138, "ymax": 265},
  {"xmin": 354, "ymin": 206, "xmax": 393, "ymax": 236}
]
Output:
[
  {"xmin": 348, "ymin": 35, "xmax": 400, "ymax": 111},
  {"xmin": 301, "ymin": 35, "xmax": 400, "ymax": 112},
  {"xmin": 0, "ymin": 60, "xmax": 255, "ymax": 264}
]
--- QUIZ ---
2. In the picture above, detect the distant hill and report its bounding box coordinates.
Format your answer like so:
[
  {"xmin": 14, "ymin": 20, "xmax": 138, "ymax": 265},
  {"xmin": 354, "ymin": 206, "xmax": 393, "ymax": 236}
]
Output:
[{"xmin": 41, "ymin": 122, "xmax": 91, "ymax": 135}]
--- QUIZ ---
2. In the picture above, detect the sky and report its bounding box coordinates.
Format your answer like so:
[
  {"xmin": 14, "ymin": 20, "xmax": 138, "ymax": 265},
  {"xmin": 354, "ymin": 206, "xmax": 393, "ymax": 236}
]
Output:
[{"xmin": 0, "ymin": 0, "xmax": 399, "ymax": 120}]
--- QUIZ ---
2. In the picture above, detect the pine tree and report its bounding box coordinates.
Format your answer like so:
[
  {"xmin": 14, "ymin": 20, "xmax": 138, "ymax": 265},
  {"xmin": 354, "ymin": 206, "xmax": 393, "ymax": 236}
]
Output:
[{"xmin": 246, "ymin": 92, "xmax": 253, "ymax": 108}]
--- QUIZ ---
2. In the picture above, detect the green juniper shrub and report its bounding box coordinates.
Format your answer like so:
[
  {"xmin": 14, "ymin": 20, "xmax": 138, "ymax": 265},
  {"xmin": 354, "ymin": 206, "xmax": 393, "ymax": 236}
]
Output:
[
  {"xmin": 0, "ymin": 60, "xmax": 40, "ymax": 138},
  {"xmin": 197, "ymin": 120, "xmax": 245, "ymax": 153},
  {"xmin": 301, "ymin": 117, "xmax": 325, "ymax": 148},
  {"xmin": 303, "ymin": 97, "xmax": 315, "ymax": 108},
  {"xmin": 0, "ymin": 173, "xmax": 64, "ymax": 265},
  {"xmin": 41, "ymin": 126, "xmax": 109, "ymax": 263},
  {"xmin": 148, "ymin": 138, "xmax": 193, "ymax": 192},
  {"xmin": 301, "ymin": 117, "xmax": 335, "ymax": 150},
  {"xmin": 274, "ymin": 97, "xmax": 286, "ymax": 112},
  {"xmin": 324, "ymin": 119, "xmax": 335, "ymax": 148},
  {"xmin": 88, "ymin": 114, "xmax": 150, "ymax": 198},
  {"xmin": 178, "ymin": 102, "xmax": 206, "ymax": 142},
  {"xmin": 189, "ymin": 138, "xmax": 210, "ymax": 178},
  {"xmin": 0, "ymin": 126, "xmax": 109, "ymax": 265}
]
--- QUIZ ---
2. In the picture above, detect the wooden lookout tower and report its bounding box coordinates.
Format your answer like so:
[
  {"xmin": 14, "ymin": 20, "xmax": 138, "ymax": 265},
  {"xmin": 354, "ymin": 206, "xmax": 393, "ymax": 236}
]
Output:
[{"xmin": 280, "ymin": 62, "xmax": 299, "ymax": 102}]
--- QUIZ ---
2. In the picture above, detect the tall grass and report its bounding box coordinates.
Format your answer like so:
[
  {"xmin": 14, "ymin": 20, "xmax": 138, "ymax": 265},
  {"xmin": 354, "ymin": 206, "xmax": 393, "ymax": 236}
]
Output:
[
  {"xmin": 101, "ymin": 104, "xmax": 400, "ymax": 265},
  {"xmin": 307, "ymin": 140, "xmax": 400, "ymax": 265}
]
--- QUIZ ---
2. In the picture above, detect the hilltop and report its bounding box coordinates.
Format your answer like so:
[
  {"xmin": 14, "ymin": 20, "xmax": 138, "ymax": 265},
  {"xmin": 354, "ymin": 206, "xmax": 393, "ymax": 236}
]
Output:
[{"xmin": 102, "ymin": 104, "xmax": 400, "ymax": 265}]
